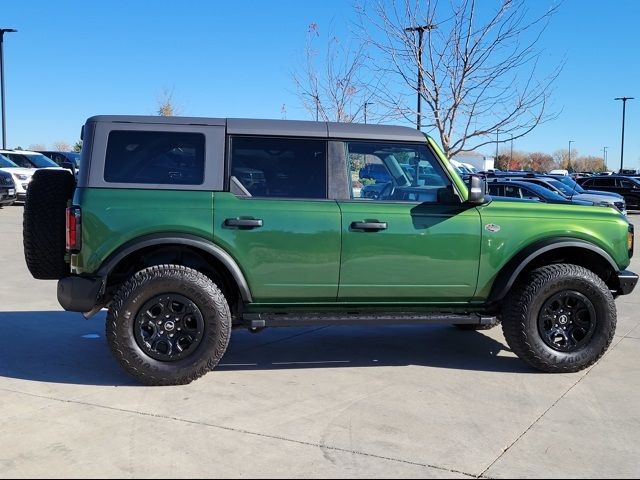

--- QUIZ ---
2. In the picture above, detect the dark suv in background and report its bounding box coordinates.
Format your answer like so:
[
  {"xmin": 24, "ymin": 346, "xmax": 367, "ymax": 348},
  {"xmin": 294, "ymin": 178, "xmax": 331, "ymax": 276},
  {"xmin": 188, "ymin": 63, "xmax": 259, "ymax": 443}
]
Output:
[
  {"xmin": 38, "ymin": 151, "xmax": 81, "ymax": 169},
  {"xmin": 578, "ymin": 176, "xmax": 640, "ymax": 209},
  {"xmin": 0, "ymin": 170, "xmax": 16, "ymax": 206}
]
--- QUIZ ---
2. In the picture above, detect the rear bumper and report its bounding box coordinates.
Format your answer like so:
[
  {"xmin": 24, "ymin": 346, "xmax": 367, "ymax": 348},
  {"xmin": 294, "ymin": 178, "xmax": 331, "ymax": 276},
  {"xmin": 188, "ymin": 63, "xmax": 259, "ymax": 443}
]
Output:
[
  {"xmin": 57, "ymin": 275, "xmax": 105, "ymax": 312},
  {"xmin": 616, "ymin": 270, "xmax": 638, "ymax": 295}
]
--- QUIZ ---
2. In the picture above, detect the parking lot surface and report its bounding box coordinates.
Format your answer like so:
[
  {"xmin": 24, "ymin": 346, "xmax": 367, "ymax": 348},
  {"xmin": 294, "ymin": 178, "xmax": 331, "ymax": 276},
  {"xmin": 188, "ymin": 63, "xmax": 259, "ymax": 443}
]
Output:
[{"xmin": 1, "ymin": 205, "xmax": 638, "ymax": 478}]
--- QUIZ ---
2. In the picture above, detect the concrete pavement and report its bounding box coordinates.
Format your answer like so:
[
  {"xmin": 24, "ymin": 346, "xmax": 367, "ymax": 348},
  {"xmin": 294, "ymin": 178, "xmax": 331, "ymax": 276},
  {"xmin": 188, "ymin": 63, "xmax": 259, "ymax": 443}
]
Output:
[{"xmin": 0, "ymin": 205, "xmax": 638, "ymax": 478}]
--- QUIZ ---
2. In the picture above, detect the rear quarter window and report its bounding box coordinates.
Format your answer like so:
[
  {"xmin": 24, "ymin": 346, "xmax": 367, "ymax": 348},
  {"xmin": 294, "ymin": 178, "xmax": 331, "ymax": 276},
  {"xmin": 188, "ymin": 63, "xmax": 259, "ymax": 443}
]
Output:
[{"xmin": 104, "ymin": 130, "xmax": 205, "ymax": 185}]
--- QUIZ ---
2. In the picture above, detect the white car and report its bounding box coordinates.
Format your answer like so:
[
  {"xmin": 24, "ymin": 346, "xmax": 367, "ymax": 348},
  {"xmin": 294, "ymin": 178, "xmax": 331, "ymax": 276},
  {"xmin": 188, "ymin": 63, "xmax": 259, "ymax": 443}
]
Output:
[
  {"xmin": 0, "ymin": 153, "xmax": 35, "ymax": 201},
  {"xmin": 0, "ymin": 150, "xmax": 69, "ymax": 201}
]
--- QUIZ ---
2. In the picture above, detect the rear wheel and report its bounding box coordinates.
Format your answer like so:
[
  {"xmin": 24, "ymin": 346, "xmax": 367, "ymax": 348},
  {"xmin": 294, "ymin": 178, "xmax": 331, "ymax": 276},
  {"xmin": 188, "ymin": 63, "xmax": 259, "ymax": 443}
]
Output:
[
  {"xmin": 502, "ymin": 264, "xmax": 616, "ymax": 373},
  {"xmin": 106, "ymin": 265, "xmax": 232, "ymax": 386},
  {"xmin": 23, "ymin": 169, "xmax": 75, "ymax": 279}
]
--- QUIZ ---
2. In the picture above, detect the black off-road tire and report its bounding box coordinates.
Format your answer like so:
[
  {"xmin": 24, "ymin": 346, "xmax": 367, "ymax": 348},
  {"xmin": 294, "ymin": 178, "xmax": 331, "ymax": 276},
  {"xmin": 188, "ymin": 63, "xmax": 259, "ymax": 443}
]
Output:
[
  {"xmin": 23, "ymin": 169, "xmax": 76, "ymax": 280},
  {"xmin": 502, "ymin": 264, "xmax": 616, "ymax": 373},
  {"xmin": 454, "ymin": 318, "xmax": 501, "ymax": 331},
  {"xmin": 106, "ymin": 265, "xmax": 232, "ymax": 386}
]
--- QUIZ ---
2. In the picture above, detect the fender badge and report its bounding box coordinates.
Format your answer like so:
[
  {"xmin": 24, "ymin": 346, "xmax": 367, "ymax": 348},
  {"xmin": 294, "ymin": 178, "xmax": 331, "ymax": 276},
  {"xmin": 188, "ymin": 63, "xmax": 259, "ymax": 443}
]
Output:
[{"xmin": 485, "ymin": 224, "xmax": 501, "ymax": 233}]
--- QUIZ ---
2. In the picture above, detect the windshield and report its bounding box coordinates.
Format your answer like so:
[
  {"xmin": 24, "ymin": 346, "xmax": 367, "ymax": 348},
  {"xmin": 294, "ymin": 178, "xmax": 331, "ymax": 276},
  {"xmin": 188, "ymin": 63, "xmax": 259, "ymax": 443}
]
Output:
[
  {"xmin": 545, "ymin": 179, "xmax": 574, "ymax": 196},
  {"xmin": 0, "ymin": 154, "xmax": 19, "ymax": 168},
  {"xmin": 8, "ymin": 153, "xmax": 59, "ymax": 168},
  {"xmin": 553, "ymin": 175, "xmax": 585, "ymax": 194}
]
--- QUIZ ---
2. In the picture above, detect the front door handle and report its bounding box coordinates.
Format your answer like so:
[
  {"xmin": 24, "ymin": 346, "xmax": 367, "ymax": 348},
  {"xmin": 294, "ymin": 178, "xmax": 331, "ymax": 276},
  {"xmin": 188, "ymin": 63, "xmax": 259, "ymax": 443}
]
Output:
[
  {"xmin": 224, "ymin": 218, "xmax": 263, "ymax": 229},
  {"xmin": 350, "ymin": 221, "xmax": 388, "ymax": 231}
]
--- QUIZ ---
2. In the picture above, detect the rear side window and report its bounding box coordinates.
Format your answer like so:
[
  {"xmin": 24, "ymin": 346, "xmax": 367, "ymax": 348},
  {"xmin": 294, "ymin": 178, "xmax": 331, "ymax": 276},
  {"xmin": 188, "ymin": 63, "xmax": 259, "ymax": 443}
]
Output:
[
  {"xmin": 230, "ymin": 137, "xmax": 327, "ymax": 199},
  {"xmin": 104, "ymin": 130, "xmax": 205, "ymax": 185},
  {"xmin": 594, "ymin": 178, "xmax": 615, "ymax": 188}
]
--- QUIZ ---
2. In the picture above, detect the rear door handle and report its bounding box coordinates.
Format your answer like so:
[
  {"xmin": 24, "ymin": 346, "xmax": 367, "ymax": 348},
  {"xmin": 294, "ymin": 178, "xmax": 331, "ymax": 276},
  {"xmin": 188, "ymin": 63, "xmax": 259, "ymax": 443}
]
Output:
[
  {"xmin": 224, "ymin": 218, "xmax": 263, "ymax": 229},
  {"xmin": 350, "ymin": 221, "xmax": 388, "ymax": 231}
]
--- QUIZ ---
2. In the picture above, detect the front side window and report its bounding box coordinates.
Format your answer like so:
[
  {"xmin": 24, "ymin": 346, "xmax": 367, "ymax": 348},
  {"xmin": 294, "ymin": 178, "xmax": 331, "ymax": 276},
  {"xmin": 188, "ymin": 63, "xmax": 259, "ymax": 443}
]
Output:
[
  {"xmin": 348, "ymin": 142, "xmax": 454, "ymax": 203},
  {"xmin": 230, "ymin": 137, "xmax": 327, "ymax": 199},
  {"xmin": 618, "ymin": 179, "xmax": 638, "ymax": 189},
  {"xmin": 104, "ymin": 130, "xmax": 205, "ymax": 185}
]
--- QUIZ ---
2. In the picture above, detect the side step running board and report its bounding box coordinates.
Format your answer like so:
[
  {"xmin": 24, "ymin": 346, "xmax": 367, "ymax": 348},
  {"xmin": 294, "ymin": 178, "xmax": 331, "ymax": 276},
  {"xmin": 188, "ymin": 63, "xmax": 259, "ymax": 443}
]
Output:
[{"xmin": 242, "ymin": 312, "xmax": 497, "ymax": 329}]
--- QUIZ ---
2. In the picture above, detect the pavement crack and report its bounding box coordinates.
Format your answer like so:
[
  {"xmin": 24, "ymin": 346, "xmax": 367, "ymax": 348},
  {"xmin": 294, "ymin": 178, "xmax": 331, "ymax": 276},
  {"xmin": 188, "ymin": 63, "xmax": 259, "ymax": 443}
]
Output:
[
  {"xmin": 0, "ymin": 386, "xmax": 476, "ymax": 478},
  {"xmin": 477, "ymin": 333, "xmax": 629, "ymax": 478}
]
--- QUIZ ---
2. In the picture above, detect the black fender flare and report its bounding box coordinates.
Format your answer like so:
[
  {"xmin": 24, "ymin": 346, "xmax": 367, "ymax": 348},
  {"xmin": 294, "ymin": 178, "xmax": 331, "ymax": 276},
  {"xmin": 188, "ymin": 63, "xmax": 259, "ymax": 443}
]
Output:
[
  {"xmin": 488, "ymin": 237, "xmax": 619, "ymax": 303},
  {"xmin": 97, "ymin": 233, "xmax": 253, "ymax": 302}
]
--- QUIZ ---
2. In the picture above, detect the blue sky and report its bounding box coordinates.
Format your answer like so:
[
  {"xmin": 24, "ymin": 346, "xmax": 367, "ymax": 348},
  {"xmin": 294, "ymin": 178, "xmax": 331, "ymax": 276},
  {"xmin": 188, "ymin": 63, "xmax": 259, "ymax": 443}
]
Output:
[{"xmin": 2, "ymin": 0, "xmax": 639, "ymax": 169}]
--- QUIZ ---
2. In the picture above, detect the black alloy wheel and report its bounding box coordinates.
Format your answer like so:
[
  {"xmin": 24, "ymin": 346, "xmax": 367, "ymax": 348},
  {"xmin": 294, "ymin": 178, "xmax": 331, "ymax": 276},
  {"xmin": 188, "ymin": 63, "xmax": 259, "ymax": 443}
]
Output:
[
  {"xmin": 134, "ymin": 294, "xmax": 205, "ymax": 362},
  {"xmin": 537, "ymin": 291, "xmax": 596, "ymax": 352}
]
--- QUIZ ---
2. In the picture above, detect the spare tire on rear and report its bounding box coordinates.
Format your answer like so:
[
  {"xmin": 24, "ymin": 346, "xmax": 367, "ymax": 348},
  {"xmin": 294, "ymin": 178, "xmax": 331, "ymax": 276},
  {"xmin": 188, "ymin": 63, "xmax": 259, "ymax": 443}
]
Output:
[{"xmin": 23, "ymin": 169, "xmax": 76, "ymax": 280}]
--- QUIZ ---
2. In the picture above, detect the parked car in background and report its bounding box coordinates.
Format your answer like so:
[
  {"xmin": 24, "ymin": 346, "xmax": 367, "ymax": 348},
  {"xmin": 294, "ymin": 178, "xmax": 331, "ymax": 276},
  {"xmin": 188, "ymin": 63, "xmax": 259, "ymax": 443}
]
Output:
[
  {"xmin": 0, "ymin": 169, "xmax": 17, "ymax": 206},
  {"xmin": 578, "ymin": 175, "xmax": 640, "ymax": 209},
  {"xmin": 1, "ymin": 150, "xmax": 62, "ymax": 170},
  {"xmin": 0, "ymin": 153, "xmax": 34, "ymax": 201},
  {"xmin": 549, "ymin": 169, "xmax": 569, "ymax": 175},
  {"xmin": 37, "ymin": 151, "xmax": 81, "ymax": 169},
  {"xmin": 359, "ymin": 163, "xmax": 390, "ymax": 183},
  {"xmin": 507, "ymin": 175, "xmax": 626, "ymax": 215},
  {"xmin": 487, "ymin": 179, "xmax": 595, "ymax": 206}
]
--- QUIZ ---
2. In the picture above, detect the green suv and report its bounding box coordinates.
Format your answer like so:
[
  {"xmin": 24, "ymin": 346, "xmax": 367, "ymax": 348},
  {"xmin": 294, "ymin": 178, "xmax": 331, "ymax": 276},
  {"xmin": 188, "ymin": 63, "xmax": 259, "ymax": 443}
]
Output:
[{"xmin": 23, "ymin": 115, "xmax": 637, "ymax": 385}]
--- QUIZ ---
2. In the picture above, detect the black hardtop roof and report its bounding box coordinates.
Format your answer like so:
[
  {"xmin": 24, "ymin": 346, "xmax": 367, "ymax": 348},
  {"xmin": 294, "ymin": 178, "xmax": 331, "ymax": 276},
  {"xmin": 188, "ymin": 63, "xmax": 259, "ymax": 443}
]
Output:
[{"xmin": 86, "ymin": 115, "xmax": 428, "ymax": 143}]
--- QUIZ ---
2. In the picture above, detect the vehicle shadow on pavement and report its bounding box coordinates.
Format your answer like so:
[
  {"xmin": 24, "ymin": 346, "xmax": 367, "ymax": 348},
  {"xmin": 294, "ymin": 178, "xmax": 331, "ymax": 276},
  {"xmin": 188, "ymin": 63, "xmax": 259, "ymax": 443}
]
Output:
[
  {"xmin": 0, "ymin": 312, "xmax": 535, "ymax": 386},
  {"xmin": 222, "ymin": 324, "xmax": 536, "ymax": 374},
  {"xmin": 0, "ymin": 311, "xmax": 135, "ymax": 386}
]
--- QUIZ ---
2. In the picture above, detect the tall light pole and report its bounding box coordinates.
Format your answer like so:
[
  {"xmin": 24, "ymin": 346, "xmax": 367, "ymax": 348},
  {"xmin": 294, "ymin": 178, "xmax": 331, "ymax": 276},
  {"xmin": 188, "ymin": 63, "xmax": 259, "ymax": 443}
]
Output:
[
  {"xmin": 568, "ymin": 140, "xmax": 574, "ymax": 172},
  {"xmin": 510, "ymin": 134, "xmax": 514, "ymax": 170},
  {"xmin": 405, "ymin": 24, "xmax": 437, "ymax": 131},
  {"xmin": 0, "ymin": 28, "xmax": 17, "ymax": 149},
  {"xmin": 495, "ymin": 130, "xmax": 499, "ymax": 167},
  {"xmin": 615, "ymin": 97, "xmax": 634, "ymax": 172},
  {"xmin": 603, "ymin": 146, "xmax": 608, "ymax": 171},
  {"xmin": 363, "ymin": 101, "xmax": 374, "ymax": 124}
]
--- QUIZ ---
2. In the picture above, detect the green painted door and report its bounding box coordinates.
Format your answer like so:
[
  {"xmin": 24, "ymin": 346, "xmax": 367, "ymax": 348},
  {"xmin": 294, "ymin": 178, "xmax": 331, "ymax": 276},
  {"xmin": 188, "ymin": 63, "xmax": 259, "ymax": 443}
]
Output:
[
  {"xmin": 338, "ymin": 140, "xmax": 482, "ymax": 303},
  {"xmin": 337, "ymin": 202, "xmax": 481, "ymax": 303},
  {"xmin": 213, "ymin": 194, "xmax": 341, "ymax": 303},
  {"xmin": 214, "ymin": 135, "xmax": 341, "ymax": 304}
]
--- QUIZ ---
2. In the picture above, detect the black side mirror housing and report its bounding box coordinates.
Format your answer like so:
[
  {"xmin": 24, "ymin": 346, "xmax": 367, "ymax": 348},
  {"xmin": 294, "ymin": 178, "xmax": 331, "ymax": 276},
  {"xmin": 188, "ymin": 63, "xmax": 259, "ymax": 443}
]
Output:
[{"xmin": 467, "ymin": 175, "xmax": 487, "ymax": 205}]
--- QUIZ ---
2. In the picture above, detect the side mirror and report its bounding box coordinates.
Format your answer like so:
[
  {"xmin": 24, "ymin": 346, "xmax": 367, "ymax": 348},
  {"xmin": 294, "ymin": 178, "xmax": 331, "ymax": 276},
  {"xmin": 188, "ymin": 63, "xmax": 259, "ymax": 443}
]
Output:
[
  {"xmin": 467, "ymin": 175, "xmax": 487, "ymax": 205},
  {"xmin": 61, "ymin": 161, "xmax": 74, "ymax": 170}
]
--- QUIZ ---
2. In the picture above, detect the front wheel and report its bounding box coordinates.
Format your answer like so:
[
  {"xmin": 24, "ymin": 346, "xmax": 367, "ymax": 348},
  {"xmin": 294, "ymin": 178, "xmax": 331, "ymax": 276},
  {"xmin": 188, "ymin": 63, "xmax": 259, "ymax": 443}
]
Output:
[
  {"xmin": 106, "ymin": 265, "xmax": 232, "ymax": 386},
  {"xmin": 502, "ymin": 264, "xmax": 616, "ymax": 373}
]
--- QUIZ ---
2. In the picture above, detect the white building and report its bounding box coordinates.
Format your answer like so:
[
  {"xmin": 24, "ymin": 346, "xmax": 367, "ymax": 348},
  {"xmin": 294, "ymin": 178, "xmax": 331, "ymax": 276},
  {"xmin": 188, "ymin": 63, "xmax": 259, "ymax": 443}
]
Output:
[{"xmin": 451, "ymin": 152, "xmax": 495, "ymax": 172}]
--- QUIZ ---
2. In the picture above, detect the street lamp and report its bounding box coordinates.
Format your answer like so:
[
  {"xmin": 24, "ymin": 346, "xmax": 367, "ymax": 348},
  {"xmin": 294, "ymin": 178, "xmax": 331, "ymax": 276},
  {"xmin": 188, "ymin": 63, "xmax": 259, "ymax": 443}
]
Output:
[
  {"xmin": 405, "ymin": 24, "xmax": 437, "ymax": 130},
  {"xmin": 495, "ymin": 130, "xmax": 499, "ymax": 167},
  {"xmin": 568, "ymin": 140, "xmax": 574, "ymax": 172},
  {"xmin": 0, "ymin": 28, "xmax": 17, "ymax": 149},
  {"xmin": 510, "ymin": 134, "xmax": 514, "ymax": 170},
  {"xmin": 603, "ymin": 146, "xmax": 608, "ymax": 171},
  {"xmin": 615, "ymin": 97, "xmax": 634, "ymax": 172},
  {"xmin": 363, "ymin": 101, "xmax": 374, "ymax": 124}
]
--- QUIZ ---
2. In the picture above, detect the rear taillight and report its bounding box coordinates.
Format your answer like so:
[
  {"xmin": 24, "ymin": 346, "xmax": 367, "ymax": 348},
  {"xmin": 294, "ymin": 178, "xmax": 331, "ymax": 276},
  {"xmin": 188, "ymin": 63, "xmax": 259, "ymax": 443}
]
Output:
[
  {"xmin": 66, "ymin": 206, "xmax": 82, "ymax": 252},
  {"xmin": 628, "ymin": 224, "xmax": 634, "ymax": 259}
]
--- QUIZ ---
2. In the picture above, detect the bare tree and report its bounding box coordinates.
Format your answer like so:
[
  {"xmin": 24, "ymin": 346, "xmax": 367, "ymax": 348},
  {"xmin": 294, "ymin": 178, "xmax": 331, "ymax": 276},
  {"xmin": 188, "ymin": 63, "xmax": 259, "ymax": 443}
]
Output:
[
  {"xmin": 157, "ymin": 88, "xmax": 182, "ymax": 116},
  {"xmin": 293, "ymin": 23, "xmax": 371, "ymax": 123},
  {"xmin": 27, "ymin": 143, "xmax": 46, "ymax": 151},
  {"xmin": 358, "ymin": 0, "xmax": 562, "ymax": 156},
  {"xmin": 53, "ymin": 141, "xmax": 71, "ymax": 151}
]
